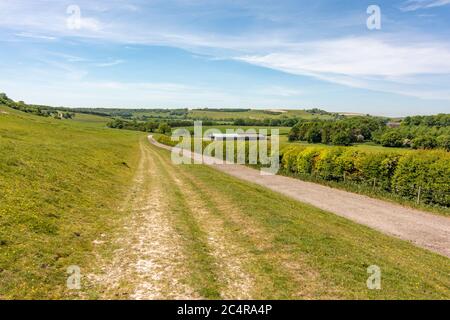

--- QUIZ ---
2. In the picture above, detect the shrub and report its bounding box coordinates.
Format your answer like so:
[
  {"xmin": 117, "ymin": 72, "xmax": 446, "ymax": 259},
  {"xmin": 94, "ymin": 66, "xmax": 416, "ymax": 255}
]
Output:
[
  {"xmin": 154, "ymin": 134, "xmax": 177, "ymax": 147},
  {"xmin": 380, "ymin": 131, "xmax": 403, "ymax": 147},
  {"xmin": 306, "ymin": 127, "xmax": 322, "ymax": 143},
  {"xmin": 436, "ymin": 135, "xmax": 450, "ymax": 151},
  {"xmin": 428, "ymin": 156, "xmax": 450, "ymax": 206},
  {"xmin": 411, "ymin": 135, "xmax": 437, "ymax": 149},
  {"xmin": 296, "ymin": 147, "xmax": 321, "ymax": 175},
  {"xmin": 314, "ymin": 148, "xmax": 344, "ymax": 180},
  {"xmin": 331, "ymin": 131, "xmax": 352, "ymax": 146},
  {"xmin": 356, "ymin": 152, "xmax": 400, "ymax": 190},
  {"xmin": 281, "ymin": 147, "xmax": 303, "ymax": 173},
  {"xmin": 334, "ymin": 149, "xmax": 365, "ymax": 181},
  {"xmin": 392, "ymin": 151, "xmax": 449, "ymax": 206},
  {"xmin": 158, "ymin": 122, "xmax": 171, "ymax": 134},
  {"xmin": 279, "ymin": 144, "xmax": 448, "ymax": 207}
]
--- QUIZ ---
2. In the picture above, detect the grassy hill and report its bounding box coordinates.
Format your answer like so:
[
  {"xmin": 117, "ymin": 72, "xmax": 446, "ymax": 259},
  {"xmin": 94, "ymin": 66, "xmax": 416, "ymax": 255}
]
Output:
[
  {"xmin": 0, "ymin": 105, "xmax": 142, "ymax": 298},
  {"xmin": 1, "ymin": 104, "xmax": 449, "ymax": 299}
]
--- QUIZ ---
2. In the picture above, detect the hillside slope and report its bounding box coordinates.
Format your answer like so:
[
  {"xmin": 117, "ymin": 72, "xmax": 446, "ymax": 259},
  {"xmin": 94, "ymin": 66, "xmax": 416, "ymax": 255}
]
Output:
[
  {"xmin": 1, "ymin": 105, "xmax": 449, "ymax": 299},
  {"xmin": 0, "ymin": 105, "xmax": 141, "ymax": 299}
]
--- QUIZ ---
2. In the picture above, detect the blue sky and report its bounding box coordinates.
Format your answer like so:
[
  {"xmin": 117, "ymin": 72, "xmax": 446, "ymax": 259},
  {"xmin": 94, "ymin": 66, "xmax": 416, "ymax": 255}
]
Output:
[{"xmin": 0, "ymin": 0, "xmax": 450, "ymax": 115}]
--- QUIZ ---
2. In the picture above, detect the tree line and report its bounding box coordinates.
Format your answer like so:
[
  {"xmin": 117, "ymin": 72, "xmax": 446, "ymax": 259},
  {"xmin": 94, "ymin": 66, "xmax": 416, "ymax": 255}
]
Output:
[
  {"xmin": 0, "ymin": 93, "xmax": 74, "ymax": 119},
  {"xmin": 282, "ymin": 146, "xmax": 449, "ymax": 207},
  {"xmin": 288, "ymin": 116, "xmax": 387, "ymax": 146},
  {"xmin": 288, "ymin": 115, "xmax": 450, "ymax": 151}
]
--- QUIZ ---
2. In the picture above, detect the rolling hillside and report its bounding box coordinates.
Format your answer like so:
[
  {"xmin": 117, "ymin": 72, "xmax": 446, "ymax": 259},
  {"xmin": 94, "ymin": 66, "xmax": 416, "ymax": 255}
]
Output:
[
  {"xmin": 0, "ymin": 105, "xmax": 141, "ymax": 298},
  {"xmin": 1, "ymin": 105, "xmax": 449, "ymax": 299}
]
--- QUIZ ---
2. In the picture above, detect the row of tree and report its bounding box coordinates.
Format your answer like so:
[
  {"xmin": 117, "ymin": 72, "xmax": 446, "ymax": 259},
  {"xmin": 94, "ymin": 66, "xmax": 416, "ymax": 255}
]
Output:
[
  {"xmin": 374, "ymin": 126, "xmax": 450, "ymax": 150},
  {"xmin": 402, "ymin": 114, "xmax": 450, "ymax": 127},
  {"xmin": 0, "ymin": 93, "xmax": 74, "ymax": 119},
  {"xmin": 288, "ymin": 115, "xmax": 450, "ymax": 151},
  {"xmin": 233, "ymin": 117, "xmax": 300, "ymax": 127},
  {"xmin": 106, "ymin": 118, "xmax": 172, "ymax": 134},
  {"xmin": 282, "ymin": 146, "xmax": 449, "ymax": 207},
  {"xmin": 288, "ymin": 117, "xmax": 387, "ymax": 146}
]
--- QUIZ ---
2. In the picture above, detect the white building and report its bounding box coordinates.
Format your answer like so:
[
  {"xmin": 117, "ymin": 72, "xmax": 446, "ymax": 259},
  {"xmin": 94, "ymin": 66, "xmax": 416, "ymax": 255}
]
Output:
[{"xmin": 208, "ymin": 133, "xmax": 266, "ymax": 141}]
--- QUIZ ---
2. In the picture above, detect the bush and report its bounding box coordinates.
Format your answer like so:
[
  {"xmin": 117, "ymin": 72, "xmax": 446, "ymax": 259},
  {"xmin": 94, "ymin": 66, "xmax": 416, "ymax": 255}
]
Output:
[
  {"xmin": 332, "ymin": 131, "xmax": 352, "ymax": 146},
  {"xmin": 281, "ymin": 147, "xmax": 303, "ymax": 173},
  {"xmin": 436, "ymin": 135, "xmax": 450, "ymax": 151},
  {"xmin": 296, "ymin": 147, "xmax": 321, "ymax": 175},
  {"xmin": 306, "ymin": 127, "xmax": 322, "ymax": 143},
  {"xmin": 334, "ymin": 149, "xmax": 365, "ymax": 181},
  {"xmin": 392, "ymin": 151, "xmax": 449, "ymax": 206},
  {"xmin": 281, "ymin": 145, "xmax": 449, "ymax": 207},
  {"xmin": 154, "ymin": 134, "xmax": 177, "ymax": 147},
  {"xmin": 380, "ymin": 131, "xmax": 403, "ymax": 147},
  {"xmin": 158, "ymin": 122, "xmax": 171, "ymax": 134},
  {"xmin": 411, "ymin": 135, "xmax": 437, "ymax": 149},
  {"xmin": 314, "ymin": 148, "xmax": 344, "ymax": 180},
  {"xmin": 356, "ymin": 152, "xmax": 400, "ymax": 190}
]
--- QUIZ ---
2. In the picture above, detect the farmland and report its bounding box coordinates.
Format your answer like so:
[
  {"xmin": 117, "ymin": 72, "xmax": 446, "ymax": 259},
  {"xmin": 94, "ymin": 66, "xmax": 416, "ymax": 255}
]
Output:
[
  {"xmin": 186, "ymin": 109, "xmax": 335, "ymax": 121},
  {"xmin": 0, "ymin": 101, "xmax": 449, "ymax": 299}
]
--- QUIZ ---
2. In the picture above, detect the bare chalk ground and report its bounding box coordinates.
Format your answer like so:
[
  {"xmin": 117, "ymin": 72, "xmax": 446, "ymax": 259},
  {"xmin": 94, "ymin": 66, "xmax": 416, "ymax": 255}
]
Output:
[{"xmin": 149, "ymin": 135, "xmax": 450, "ymax": 258}]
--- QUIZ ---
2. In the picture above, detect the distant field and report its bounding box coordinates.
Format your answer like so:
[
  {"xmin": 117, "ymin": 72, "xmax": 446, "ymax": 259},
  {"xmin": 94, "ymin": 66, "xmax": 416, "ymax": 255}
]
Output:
[
  {"xmin": 67, "ymin": 108, "xmax": 334, "ymax": 123},
  {"xmin": 171, "ymin": 128, "xmax": 411, "ymax": 151},
  {"xmin": 187, "ymin": 109, "xmax": 334, "ymax": 120},
  {"xmin": 70, "ymin": 113, "xmax": 111, "ymax": 125},
  {"xmin": 182, "ymin": 125, "xmax": 291, "ymax": 136},
  {"xmin": 278, "ymin": 136, "xmax": 412, "ymax": 152}
]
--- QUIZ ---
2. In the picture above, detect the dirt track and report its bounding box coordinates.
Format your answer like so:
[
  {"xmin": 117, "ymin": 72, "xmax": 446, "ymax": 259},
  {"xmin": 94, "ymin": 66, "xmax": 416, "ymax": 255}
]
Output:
[{"xmin": 149, "ymin": 135, "xmax": 450, "ymax": 258}]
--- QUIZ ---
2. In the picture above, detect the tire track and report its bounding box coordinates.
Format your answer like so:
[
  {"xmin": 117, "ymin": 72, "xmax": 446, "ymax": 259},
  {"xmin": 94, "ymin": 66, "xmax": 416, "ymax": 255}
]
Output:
[
  {"xmin": 149, "ymin": 143, "xmax": 255, "ymax": 299},
  {"xmin": 90, "ymin": 140, "xmax": 199, "ymax": 299}
]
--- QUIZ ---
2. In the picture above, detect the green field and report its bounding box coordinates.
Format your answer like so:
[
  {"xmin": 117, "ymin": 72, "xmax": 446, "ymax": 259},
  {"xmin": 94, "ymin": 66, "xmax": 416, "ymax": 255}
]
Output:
[
  {"xmin": 68, "ymin": 108, "xmax": 334, "ymax": 122},
  {"xmin": 278, "ymin": 136, "xmax": 412, "ymax": 152},
  {"xmin": 0, "ymin": 105, "xmax": 141, "ymax": 298},
  {"xmin": 183, "ymin": 125, "xmax": 291, "ymax": 136},
  {"xmin": 187, "ymin": 109, "xmax": 334, "ymax": 121},
  {"xmin": 1, "ymin": 105, "xmax": 449, "ymax": 299}
]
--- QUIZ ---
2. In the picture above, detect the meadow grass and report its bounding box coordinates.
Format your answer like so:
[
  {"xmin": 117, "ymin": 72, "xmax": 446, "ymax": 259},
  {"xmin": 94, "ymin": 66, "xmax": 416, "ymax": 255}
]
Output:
[
  {"xmin": 150, "ymin": 145, "xmax": 450, "ymax": 299},
  {"xmin": 1, "ymin": 105, "xmax": 448, "ymax": 299},
  {"xmin": 0, "ymin": 105, "xmax": 142, "ymax": 299}
]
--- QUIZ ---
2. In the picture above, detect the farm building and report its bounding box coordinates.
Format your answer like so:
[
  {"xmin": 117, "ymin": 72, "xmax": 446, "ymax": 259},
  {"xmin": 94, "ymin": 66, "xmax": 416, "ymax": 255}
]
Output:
[
  {"xmin": 207, "ymin": 133, "xmax": 266, "ymax": 141},
  {"xmin": 387, "ymin": 122, "xmax": 401, "ymax": 128}
]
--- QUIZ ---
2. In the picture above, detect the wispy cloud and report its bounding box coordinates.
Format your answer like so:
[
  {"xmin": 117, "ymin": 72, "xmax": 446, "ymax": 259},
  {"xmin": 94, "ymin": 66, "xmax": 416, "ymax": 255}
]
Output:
[
  {"xmin": 93, "ymin": 59, "xmax": 124, "ymax": 67},
  {"xmin": 1, "ymin": 0, "xmax": 450, "ymax": 111},
  {"xmin": 400, "ymin": 0, "xmax": 450, "ymax": 11},
  {"xmin": 15, "ymin": 32, "xmax": 57, "ymax": 40},
  {"xmin": 237, "ymin": 37, "xmax": 450, "ymax": 100}
]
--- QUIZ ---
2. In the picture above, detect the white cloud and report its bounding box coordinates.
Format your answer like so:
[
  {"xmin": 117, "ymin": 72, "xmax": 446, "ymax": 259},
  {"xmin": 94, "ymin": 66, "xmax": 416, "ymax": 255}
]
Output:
[
  {"xmin": 93, "ymin": 59, "xmax": 124, "ymax": 67},
  {"xmin": 400, "ymin": 0, "xmax": 450, "ymax": 11},
  {"xmin": 85, "ymin": 81, "xmax": 192, "ymax": 92},
  {"xmin": 14, "ymin": 32, "xmax": 57, "ymax": 40},
  {"xmin": 78, "ymin": 17, "xmax": 102, "ymax": 32},
  {"xmin": 1, "ymin": 0, "xmax": 450, "ymax": 107},
  {"xmin": 237, "ymin": 36, "xmax": 450, "ymax": 100},
  {"xmin": 238, "ymin": 37, "xmax": 450, "ymax": 77}
]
